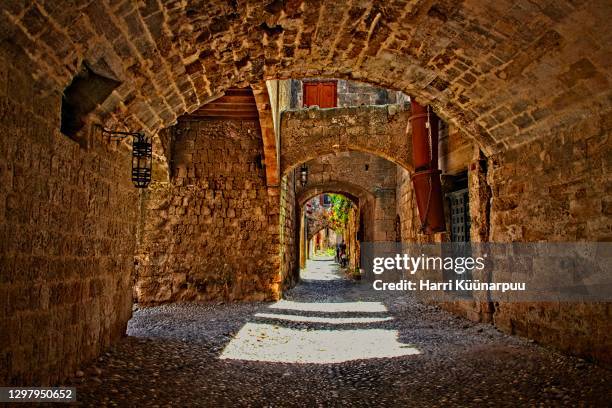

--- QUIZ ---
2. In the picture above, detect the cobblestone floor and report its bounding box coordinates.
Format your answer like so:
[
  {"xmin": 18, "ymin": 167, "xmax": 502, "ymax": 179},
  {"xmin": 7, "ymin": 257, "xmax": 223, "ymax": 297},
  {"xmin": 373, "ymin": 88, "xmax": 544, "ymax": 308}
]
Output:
[{"xmin": 69, "ymin": 257, "xmax": 611, "ymax": 407}]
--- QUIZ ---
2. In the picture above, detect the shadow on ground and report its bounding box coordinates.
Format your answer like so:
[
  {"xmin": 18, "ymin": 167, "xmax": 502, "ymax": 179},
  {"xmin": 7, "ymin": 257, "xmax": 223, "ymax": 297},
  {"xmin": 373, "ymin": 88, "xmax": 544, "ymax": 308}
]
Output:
[{"xmin": 68, "ymin": 257, "xmax": 612, "ymax": 407}]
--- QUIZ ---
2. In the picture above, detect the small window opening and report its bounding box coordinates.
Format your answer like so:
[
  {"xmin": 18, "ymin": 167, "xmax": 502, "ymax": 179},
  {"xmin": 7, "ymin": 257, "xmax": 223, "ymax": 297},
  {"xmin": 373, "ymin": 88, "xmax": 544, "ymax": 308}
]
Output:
[
  {"xmin": 446, "ymin": 171, "xmax": 470, "ymax": 243},
  {"xmin": 61, "ymin": 62, "xmax": 121, "ymax": 139}
]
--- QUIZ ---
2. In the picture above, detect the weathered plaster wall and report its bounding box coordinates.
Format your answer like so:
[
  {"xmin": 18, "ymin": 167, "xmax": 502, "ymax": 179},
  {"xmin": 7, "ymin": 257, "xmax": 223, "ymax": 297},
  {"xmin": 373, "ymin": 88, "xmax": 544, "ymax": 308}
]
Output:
[{"xmin": 135, "ymin": 118, "xmax": 281, "ymax": 304}]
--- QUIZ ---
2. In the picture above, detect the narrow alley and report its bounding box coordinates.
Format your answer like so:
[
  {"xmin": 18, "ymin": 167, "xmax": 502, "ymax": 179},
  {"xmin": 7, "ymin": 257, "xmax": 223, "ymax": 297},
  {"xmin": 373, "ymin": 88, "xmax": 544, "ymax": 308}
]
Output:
[
  {"xmin": 0, "ymin": 2, "xmax": 610, "ymax": 404},
  {"xmin": 71, "ymin": 257, "xmax": 611, "ymax": 407}
]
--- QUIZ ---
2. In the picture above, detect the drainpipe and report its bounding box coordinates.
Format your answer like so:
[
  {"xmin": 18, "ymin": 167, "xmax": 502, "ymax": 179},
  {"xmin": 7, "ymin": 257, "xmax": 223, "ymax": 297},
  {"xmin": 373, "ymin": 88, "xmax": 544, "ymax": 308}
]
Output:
[{"xmin": 409, "ymin": 100, "xmax": 445, "ymax": 234}]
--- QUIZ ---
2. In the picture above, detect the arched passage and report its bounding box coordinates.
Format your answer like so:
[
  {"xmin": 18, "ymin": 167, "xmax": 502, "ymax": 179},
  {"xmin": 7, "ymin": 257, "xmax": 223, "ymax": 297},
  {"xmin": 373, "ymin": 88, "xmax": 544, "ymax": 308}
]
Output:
[
  {"xmin": 1, "ymin": 0, "xmax": 611, "ymax": 390},
  {"xmin": 297, "ymin": 182, "xmax": 371, "ymax": 208},
  {"xmin": 291, "ymin": 148, "xmax": 403, "ymax": 278},
  {"xmin": 298, "ymin": 191, "xmax": 362, "ymax": 274}
]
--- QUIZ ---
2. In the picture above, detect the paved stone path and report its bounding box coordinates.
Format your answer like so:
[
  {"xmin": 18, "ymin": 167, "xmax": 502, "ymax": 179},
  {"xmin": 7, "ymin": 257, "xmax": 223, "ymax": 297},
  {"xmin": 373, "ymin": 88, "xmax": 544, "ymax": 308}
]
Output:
[{"xmin": 70, "ymin": 257, "xmax": 611, "ymax": 406}]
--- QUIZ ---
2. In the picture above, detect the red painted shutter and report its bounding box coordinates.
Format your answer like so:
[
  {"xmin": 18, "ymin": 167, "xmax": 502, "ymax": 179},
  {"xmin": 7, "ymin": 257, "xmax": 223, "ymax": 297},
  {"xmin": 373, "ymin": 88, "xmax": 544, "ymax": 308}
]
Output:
[
  {"xmin": 319, "ymin": 83, "xmax": 337, "ymax": 108},
  {"xmin": 303, "ymin": 82, "xmax": 337, "ymax": 108},
  {"xmin": 303, "ymin": 83, "xmax": 319, "ymax": 107}
]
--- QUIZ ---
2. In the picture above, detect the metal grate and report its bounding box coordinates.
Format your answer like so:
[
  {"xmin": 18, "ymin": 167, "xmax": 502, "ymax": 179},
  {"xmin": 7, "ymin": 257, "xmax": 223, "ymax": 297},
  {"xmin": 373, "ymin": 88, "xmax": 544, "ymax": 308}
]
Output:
[{"xmin": 448, "ymin": 188, "xmax": 470, "ymax": 242}]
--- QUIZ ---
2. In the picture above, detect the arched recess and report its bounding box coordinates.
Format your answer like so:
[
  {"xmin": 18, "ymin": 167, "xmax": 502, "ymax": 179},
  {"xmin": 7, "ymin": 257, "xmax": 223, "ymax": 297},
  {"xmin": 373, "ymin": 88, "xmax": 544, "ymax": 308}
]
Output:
[{"xmin": 297, "ymin": 186, "xmax": 367, "ymax": 273}]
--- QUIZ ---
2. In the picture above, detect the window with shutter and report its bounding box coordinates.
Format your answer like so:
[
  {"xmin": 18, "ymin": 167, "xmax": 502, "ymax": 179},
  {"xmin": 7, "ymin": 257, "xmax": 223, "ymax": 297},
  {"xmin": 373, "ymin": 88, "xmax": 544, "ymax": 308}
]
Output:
[{"xmin": 303, "ymin": 81, "xmax": 337, "ymax": 108}]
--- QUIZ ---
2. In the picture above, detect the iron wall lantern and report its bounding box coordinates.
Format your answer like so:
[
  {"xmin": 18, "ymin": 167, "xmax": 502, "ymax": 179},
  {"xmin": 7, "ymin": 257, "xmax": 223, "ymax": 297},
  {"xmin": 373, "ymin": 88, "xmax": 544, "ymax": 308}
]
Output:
[
  {"xmin": 100, "ymin": 127, "xmax": 153, "ymax": 188},
  {"xmin": 299, "ymin": 164, "xmax": 308, "ymax": 187}
]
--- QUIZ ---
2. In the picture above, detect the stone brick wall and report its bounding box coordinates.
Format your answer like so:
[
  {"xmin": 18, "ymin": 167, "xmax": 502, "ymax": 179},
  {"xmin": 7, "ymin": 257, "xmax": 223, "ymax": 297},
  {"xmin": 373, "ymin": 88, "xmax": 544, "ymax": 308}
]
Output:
[
  {"xmin": 281, "ymin": 105, "xmax": 412, "ymax": 174},
  {"xmin": 279, "ymin": 172, "xmax": 299, "ymax": 290},
  {"xmin": 396, "ymin": 111, "xmax": 612, "ymax": 363},
  {"xmin": 396, "ymin": 166, "xmax": 435, "ymax": 243},
  {"xmin": 337, "ymin": 80, "xmax": 408, "ymax": 107},
  {"xmin": 439, "ymin": 122, "xmax": 474, "ymax": 176},
  {"xmin": 0, "ymin": 58, "xmax": 138, "ymax": 385},
  {"xmin": 484, "ymin": 105, "xmax": 611, "ymax": 364},
  {"xmin": 2, "ymin": 0, "xmax": 609, "ymax": 159},
  {"xmin": 135, "ymin": 118, "xmax": 282, "ymax": 304}
]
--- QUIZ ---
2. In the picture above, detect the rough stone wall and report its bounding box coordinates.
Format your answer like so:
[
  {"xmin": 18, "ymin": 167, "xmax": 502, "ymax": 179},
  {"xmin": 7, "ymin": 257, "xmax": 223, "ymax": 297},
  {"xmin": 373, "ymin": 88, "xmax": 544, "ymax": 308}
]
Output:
[
  {"xmin": 296, "ymin": 151, "xmax": 396, "ymax": 199},
  {"xmin": 484, "ymin": 106, "xmax": 611, "ymax": 364},
  {"xmin": 281, "ymin": 105, "xmax": 411, "ymax": 174},
  {"xmin": 372, "ymin": 189, "xmax": 397, "ymax": 241},
  {"xmin": 2, "ymin": 1, "xmax": 609, "ymax": 158},
  {"xmin": 0, "ymin": 59, "xmax": 138, "ymax": 385},
  {"xmin": 397, "ymin": 114, "xmax": 611, "ymax": 363},
  {"xmin": 135, "ymin": 118, "xmax": 281, "ymax": 304},
  {"xmin": 336, "ymin": 80, "xmax": 407, "ymax": 107},
  {"xmin": 279, "ymin": 171, "xmax": 299, "ymax": 290},
  {"xmin": 396, "ymin": 166, "xmax": 436, "ymax": 243}
]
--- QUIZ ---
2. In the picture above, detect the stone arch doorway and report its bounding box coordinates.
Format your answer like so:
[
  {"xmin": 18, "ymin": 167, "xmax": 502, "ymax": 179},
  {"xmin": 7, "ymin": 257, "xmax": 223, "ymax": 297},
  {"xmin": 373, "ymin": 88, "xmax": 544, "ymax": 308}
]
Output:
[{"xmin": 297, "ymin": 190, "xmax": 363, "ymax": 276}]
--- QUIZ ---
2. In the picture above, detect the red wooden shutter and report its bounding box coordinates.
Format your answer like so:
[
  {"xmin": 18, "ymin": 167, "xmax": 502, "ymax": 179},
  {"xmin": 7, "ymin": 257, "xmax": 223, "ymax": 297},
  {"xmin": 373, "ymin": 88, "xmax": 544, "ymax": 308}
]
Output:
[
  {"xmin": 319, "ymin": 82, "xmax": 337, "ymax": 108},
  {"xmin": 303, "ymin": 81, "xmax": 337, "ymax": 108},
  {"xmin": 303, "ymin": 83, "xmax": 319, "ymax": 107}
]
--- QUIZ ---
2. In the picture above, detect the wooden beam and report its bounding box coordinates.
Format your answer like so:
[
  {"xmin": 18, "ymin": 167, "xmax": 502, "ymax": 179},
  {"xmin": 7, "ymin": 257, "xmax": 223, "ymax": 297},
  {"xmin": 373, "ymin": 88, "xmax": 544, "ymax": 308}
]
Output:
[
  {"xmin": 252, "ymin": 83, "xmax": 279, "ymax": 188},
  {"xmin": 185, "ymin": 87, "xmax": 259, "ymax": 120}
]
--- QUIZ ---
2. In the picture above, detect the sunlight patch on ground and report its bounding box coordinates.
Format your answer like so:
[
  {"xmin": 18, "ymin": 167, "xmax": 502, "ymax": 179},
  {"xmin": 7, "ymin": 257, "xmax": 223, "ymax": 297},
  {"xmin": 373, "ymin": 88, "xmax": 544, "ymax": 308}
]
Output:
[
  {"xmin": 254, "ymin": 313, "xmax": 394, "ymax": 324},
  {"xmin": 269, "ymin": 300, "xmax": 388, "ymax": 313},
  {"xmin": 219, "ymin": 323, "xmax": 420, "ymax": 363},
  {"xmin": 301, "ymin": 259, "xmax": 342, "ymax": 281}
]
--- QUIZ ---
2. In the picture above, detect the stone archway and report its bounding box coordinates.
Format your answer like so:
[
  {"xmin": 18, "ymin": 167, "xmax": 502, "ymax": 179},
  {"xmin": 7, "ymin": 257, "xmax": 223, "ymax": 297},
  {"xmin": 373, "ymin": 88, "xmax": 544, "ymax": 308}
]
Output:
[
  {"xmin": 298, "ymin": 188, "xmax": 363, "ymax": 273},
  {"xmin": 281, "ymin": 105, "xmax": 412, "ymax": 175},
  {"xmin": 2, "ymin": 1, "xmax": 611, "ymax": 387},
  {"xmin": 294, "ymin": 150, "xmax": 401, "ymax": 242},
  {"xmin": 2, "ymin": 1, "xmax": 608, "ymax": 157}
]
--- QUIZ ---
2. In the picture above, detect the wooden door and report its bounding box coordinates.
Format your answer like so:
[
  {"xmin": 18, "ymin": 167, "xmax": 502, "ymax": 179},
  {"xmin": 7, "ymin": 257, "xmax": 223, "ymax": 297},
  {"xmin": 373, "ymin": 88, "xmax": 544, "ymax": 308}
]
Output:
[{"xmin": 303, "ymin": 81, "xmax": 337, "ymax": 108}]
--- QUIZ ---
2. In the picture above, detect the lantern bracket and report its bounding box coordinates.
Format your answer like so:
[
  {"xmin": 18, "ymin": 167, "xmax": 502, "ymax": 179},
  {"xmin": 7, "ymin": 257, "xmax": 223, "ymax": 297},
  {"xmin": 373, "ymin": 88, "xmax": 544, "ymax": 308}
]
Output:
[
  {"xmin": 99, "ymin": 127, "xmax": 145, "ymax": 143},
  {"xmin": 96, "ymin": 125, "xmax": 153, "ymax": 189}
]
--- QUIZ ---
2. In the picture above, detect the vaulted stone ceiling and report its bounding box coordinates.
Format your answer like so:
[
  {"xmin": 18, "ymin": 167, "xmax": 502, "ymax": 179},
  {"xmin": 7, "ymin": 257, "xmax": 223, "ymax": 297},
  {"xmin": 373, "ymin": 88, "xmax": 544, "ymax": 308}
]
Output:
[{"xmin": 2, "ymin": 0, "xmax": 609, "ymax": 154}]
